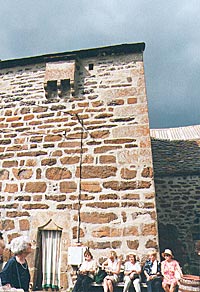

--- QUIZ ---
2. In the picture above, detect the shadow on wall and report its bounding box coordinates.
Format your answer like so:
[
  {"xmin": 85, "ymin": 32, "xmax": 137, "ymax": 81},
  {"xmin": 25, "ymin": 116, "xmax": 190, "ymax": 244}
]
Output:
[
  {"xmin": 158, "ymin": 223, "xmax": 200, "ymax": 276},
  {"xmin": 158, "ymin": 223, "xmax": 186, "ymax": 264}
]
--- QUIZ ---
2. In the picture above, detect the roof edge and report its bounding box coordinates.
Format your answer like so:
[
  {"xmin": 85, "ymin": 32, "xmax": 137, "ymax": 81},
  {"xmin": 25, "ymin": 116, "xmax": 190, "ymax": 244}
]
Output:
[
  {"xmin": 0, "ymin": 42, "xmax": 145, "ymax": 69},
  {"xmin": 150, "ymin": 124, "xmax": 200, "ymax": 141}
]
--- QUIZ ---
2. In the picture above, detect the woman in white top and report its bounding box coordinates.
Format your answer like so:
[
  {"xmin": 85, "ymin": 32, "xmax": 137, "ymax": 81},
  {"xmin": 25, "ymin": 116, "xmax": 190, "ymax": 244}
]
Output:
[
  {"xmin": 72, "ymin": 248, "xmax": 97, "ymax": 292},
  {"xmin": 123, "ymin": 252, "xmax": 141, "ymax": 292},
  {"xmin": 102, "ymin": 250, "xmax": 121, "ymax": 292}
]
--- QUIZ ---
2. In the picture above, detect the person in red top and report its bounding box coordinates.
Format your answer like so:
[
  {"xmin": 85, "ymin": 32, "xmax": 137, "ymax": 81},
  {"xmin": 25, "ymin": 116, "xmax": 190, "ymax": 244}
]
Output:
[{"xmin": 161, "ymin": 249, "xmax": 182, "ymax": 292}]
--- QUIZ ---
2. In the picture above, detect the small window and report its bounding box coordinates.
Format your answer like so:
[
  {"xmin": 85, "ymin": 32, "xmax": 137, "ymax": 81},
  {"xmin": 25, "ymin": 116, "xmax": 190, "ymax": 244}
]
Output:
[
  {"xmin": 45, "ymin": 80, "xmax": 57, "ymax": 99},
  {"xmin": 47, "ymin": 80, "xmax": 57, "ymax": 91},
  {"xmin": 61, "ymin": 79, "xmax": 70, "ymax": 94},
  {"xmin": 89, "ymin": 63, "xmax": 94, "ymax": 70}
]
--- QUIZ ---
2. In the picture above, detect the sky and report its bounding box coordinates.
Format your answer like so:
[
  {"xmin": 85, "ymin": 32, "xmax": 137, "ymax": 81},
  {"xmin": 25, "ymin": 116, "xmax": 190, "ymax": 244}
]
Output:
[{"xmin": 0, "ymin": 0, "xmax": 200, "ymax": 129}]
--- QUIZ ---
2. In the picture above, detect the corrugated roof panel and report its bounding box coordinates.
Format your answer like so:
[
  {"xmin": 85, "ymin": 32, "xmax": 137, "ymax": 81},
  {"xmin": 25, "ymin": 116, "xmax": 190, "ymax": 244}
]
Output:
[{"xmin": 150, "ymin": 125, "xmax": 200, "ymax": 140}]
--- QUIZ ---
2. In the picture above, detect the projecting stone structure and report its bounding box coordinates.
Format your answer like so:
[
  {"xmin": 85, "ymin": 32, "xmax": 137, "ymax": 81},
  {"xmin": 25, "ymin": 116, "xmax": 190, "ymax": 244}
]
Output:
[
  {"xmin": 0, "ymin": 43, "xmax": 199, "ymax": 289},
  {"xmin": 0, "ymin": 43, "xmax": 158, "ymax": 289}
]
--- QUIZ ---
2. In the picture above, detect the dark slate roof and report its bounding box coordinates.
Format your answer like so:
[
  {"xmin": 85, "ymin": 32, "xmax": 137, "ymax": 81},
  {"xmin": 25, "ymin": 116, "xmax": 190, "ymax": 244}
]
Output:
[{"xmin": 150, "ymin": 125, "xmax": 200, "ymax": 177}]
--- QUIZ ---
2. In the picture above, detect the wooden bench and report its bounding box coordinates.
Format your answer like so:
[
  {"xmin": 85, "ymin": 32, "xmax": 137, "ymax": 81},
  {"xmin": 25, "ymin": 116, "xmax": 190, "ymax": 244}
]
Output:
[
  {"xmin": 91, "ymin": 282, "xmax": 178, "ymax": 292},
  {"xmin": 91, "ymin": 281, "xmax": 147, "ymax": 291}
]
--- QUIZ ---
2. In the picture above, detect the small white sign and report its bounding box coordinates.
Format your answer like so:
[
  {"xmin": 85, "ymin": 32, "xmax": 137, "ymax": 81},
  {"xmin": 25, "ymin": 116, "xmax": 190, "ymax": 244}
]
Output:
[{"xmin": 68, "ymin": 246, "xmax": 85, "ymax": 265}]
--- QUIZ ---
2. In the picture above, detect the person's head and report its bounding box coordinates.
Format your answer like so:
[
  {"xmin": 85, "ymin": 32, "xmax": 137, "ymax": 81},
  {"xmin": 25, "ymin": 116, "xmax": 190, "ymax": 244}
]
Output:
[
  {"xmin": 109, "ymin": 250, "xmax": 117, "ymax": 261},
  {"xmin": 148, "ymin": 249, "xmax": 157, "ymax": 262},
  {"xmin": 10, "ymin": 236, "xmax": 32, "ymax": 256},
  {"xmin": 162, "ymin": 249, "xmax": 174, "ymax": 261},
  {"xmin": 0, "ymin": 232, "xmax": 3, "ymax": 240},
  {"xmin": 127, "ymin": 252, "xmax": 136, "ymax": 263},
  {"xmin": 84, "ymin": 248, "xmax": 93, "ymax": 261}
]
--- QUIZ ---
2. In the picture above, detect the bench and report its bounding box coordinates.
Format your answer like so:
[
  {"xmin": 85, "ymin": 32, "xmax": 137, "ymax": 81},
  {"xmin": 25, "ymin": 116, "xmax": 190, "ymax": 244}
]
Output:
[
  {"xmin": 91, "ymin": 282, "xmax": 178, "ymax": 292},
  {"xmin": 91, "ymin": 281, "xmax": 147, "ymax": 291}
]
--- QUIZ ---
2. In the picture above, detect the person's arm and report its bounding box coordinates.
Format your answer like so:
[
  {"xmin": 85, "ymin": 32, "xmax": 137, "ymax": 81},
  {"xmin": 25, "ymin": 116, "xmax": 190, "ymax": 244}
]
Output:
[
  {"xmin": 157, "ymin": 261, "xmax": 162, "ymax": 276},
  {"xmin": 143, "ymin": 261, "xmax": 150, "ymax": 280},
  {"xmin": 144, "ymin": 270, "xmax": 150, "ymax": 281},
  {"xmin": 161, "ymin": 261, "xmax": 165, "ymax": 277},
  {"xmin": 124, "ymin": 262, "xmax": 131, "ymax": 276},
  {"xmin": 79, "ymin": 261, "xmax": 87, "ymax": 274},
  {"xmin": 175, "ymin": 261, "xmax": 183, "ymax": 278},
  {"xmin": 88, "ymin": 260, "xmax": 98, "ymax": 274},
  {"xmin": 112, "ymin": 260, "xmax": 121, "ymax": 275},
  {"xmin": 0, "ymin": 259, "xmax": 15, "ymax": 287},
  {"xmin": 134, "ymin": 262, "xmax": 141, "ymax": 275},
  {"xmin": 101, "ymin": 259, "xmax": 108, "ymax": 270},
  {"xmin": 0, "ymin": 239, "xmax": 5, "ymax": 250}
]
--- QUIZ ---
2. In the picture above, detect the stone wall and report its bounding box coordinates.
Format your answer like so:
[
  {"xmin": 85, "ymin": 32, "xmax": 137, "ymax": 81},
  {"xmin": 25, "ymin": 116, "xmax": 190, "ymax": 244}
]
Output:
[
  {"xmin": 151, "ymin": 138, "xmax": 200, "ymax": 176},
  {"xmin": 151, "ymin": 138, "xmax": 200, "ymax": 274},
  {"xmin": 0, "ymin": 44, "xmax": 158, "ymax": 289}
]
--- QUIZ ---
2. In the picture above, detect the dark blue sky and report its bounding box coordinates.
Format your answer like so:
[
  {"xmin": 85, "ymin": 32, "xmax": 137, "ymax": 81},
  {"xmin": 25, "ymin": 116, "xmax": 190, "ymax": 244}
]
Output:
[{"xmin": 0, "ymin": 0, "xmax": 199, "ymax": 129}]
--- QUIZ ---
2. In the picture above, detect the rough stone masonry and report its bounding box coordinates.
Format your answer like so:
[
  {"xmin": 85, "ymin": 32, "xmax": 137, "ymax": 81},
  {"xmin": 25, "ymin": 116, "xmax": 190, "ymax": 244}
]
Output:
[{"xmin": 0, "ymin": 43, "xmax": 158, "ymax": 289}]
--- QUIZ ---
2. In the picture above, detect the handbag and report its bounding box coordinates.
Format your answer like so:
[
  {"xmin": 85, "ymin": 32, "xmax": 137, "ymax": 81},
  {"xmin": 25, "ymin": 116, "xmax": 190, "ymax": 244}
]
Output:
[
  {"xmin": 94, "ymin": 268, "xmax": 107, "ymax": 284},
  {"xmin": 133, "ymin": 273, "xmax": 140, "ymax": 280}
]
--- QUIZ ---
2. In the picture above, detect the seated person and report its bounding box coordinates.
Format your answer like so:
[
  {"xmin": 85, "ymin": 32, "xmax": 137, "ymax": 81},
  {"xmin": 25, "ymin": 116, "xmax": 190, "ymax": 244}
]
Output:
[
  {"xmin": 102, "ymin": 250, "xmax": 121, "ymax": 292},
  {"xmin": 123, "ymin": 252, "xmax": 141, "ymax": 292},
  {"xmin": 143, "ymin": 249, "xmax": 162, "ymax": 292},
  {"xmin": 161, "ymin": 249, "xmax": 182, "ymax": 292},
  {"xmin": 72, "ymin": 248, "xmax": 97, "ymax": 292}
]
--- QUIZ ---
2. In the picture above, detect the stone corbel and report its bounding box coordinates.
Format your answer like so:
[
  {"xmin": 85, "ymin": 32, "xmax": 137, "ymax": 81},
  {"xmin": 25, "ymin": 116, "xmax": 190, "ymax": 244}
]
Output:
[
  {"xmin": 70, "ymin": 80, "xmax": 75, "ymax": 96},
  {"xmin": 44, "ymin": 60, "xmax": 76, "ymax": 98},
  {"xmin": 57, "ymin": 80, "xmax": 62, "ymax": 97},
  {"xmin": 44, "ymin": 81, "xmax": 48, "ymax": 98}
]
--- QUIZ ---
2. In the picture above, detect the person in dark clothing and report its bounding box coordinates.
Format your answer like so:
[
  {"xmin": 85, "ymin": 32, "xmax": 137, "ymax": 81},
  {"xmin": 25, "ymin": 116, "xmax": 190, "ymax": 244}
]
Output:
[
  {"xmin": 0, "ymin": 232, "xmax": 5, "ymax": 272},
  {"xmin": 72, "ymin": 248, "xmax": 97, "ymax": 292},
  {"xmin": 0, "ymin": 236, "xmax": 32, "ymax": 292},
  {"xmin": 143, "ymin": 249, "xmax": 163, "ymax": 292}
]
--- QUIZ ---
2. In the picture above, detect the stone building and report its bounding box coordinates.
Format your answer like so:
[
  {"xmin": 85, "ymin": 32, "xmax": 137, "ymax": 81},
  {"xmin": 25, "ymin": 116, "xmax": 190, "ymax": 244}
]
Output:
[
  {"xmin": 0, "ymin": 43, "xmax": 199, "ymax": 289},
  {"xmin": 151, "ymin": 126, "xmax": 200, "ymax": 275}
]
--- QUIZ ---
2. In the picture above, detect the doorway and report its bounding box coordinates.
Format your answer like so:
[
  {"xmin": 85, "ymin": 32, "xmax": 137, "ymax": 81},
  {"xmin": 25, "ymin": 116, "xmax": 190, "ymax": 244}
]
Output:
[{"xmin": 33, "ymin": 221, "xmax": 62, "ymax": 290}]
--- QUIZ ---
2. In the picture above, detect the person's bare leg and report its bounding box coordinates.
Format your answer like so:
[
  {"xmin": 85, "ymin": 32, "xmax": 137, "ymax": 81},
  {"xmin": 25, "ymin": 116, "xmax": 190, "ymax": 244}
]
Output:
[
  {"xmin": 162, "ymin": 283, "xmax": 170, "ymax": 292},
  {"xmin": 103, "ymin": 278, "xmax": 109, "ymax": 292},
  {"xmin": 169, "ymin": 284, "xmax": 177, "ymax": 292},
  {"xmin": 107, "ymin": 279, "xmax": 113, "ymax": 292}
]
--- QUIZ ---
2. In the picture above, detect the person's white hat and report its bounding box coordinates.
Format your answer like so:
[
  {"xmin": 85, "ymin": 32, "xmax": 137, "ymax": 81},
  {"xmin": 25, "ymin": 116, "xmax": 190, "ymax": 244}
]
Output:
[{"xmin": 162, "ymin": 248, "xmax": 174, "ymax": 258}]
